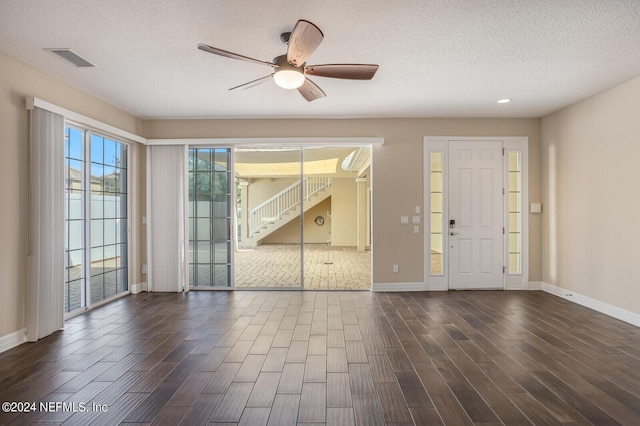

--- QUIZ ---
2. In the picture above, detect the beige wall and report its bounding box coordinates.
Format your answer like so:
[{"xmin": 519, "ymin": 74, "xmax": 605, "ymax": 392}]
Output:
[
  {"xmin": 330, "ymin": 178, "xmax": 358, "ymax": 247},
  {"xmin": 541, "ymin": 75, "xmax": 640, "ymax": 316},
  {"xmin": 0, "ymin": 52, "xmax": 145, "ymax": 338},
  {"xmin": 143, "ymin": 117, "xmax": 542, "ymax": 285}
]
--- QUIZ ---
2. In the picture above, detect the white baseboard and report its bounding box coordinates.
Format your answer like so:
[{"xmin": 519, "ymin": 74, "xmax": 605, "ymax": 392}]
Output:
[
  {"xmin": 372, "ymin": 282, "xmax": 429, "ymax": 292},
  {"xmin": 373, "ymin": 282, "xmax": 536, "ymax": 292},
  {"xmin": 131, "ymin": 282, "xmax": 147, "ymax": 294},
  {"xmin": 0, "ymin": 328, "xmax": 27, "ymax": 353},
  {"xmin": 541, "ymin": 282, "xmax": 640, "ymax": 328},
  {"xmin": 425, "ymin": 282, "xmax": 449, "ymax": 291}
]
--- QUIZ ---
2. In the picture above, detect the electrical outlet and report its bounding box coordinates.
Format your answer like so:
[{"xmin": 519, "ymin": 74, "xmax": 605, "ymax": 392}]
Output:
[
  {"xmin": 393, "ymin": 264, "xmax": 399, "ymax": 273},
  {"xmin": 141, "ymin": 264, "xmax": 148, "ymax": 275}
]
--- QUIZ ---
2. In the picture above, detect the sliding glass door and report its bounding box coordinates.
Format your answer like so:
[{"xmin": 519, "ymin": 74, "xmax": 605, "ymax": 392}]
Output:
[
  {"xmin": 188, "ymin": 148, "xmax": 233, "ymax": 288},
  {"xmin": 301, "ymin": 147, "xmax": 371, "ymax": 290},
  {"xmin": 234, "ymin": 147, "xmax": 303, "ymax": 288},
  {"xmin": 233, "ymin": 145, "xmax": 371, "ymax": 290},
  {"xmin": 64, "ymin": 126, "xmax": 129, "ymax": 316}
]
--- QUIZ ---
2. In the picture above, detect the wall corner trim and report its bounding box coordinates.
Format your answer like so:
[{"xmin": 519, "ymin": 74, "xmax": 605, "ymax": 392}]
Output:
[
  {"xmin": 528, "ymin": 281, "xmax": 543, "ymax": 290},
  {"xmin": 0, "ymin": 328, "xmax": 27, "ymax": 353},
  {"xmin": 541, "ymin": 282, "xmax": 640, "ymax": 328},
  {"xmin": 131, "ymin": 282, "xmax": 148, "ymax": 294}
]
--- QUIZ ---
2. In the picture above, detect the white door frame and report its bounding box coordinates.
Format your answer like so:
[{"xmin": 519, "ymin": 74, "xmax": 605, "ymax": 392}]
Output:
[{"xmin": 423, "ymin": 137, "xmax": 529, "ymax": 290}]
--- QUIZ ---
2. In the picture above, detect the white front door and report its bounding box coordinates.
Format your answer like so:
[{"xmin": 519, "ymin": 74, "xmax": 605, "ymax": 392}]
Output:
[{"xmin": 448, "ymin": 140, "xmax": 504, "ymax": 289}]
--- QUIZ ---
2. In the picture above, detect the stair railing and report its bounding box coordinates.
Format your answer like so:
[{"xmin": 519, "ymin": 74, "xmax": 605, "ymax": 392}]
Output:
[{"xmin": 249, "ymin": 177, "xmax": 330, "ymax": 237}]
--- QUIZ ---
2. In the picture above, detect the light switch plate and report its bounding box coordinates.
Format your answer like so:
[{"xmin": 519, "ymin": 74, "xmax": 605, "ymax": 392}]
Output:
[
  {"xmin": 412, "ymin": 216, "xmax": 420, "ymax": 224},
  {"xmin": 401, "ymin": 216, "xmax": 409, "ymax": 224},
  {"xmin": 530, "ymin": 203, "xmax": 542, "ymax": 214}
]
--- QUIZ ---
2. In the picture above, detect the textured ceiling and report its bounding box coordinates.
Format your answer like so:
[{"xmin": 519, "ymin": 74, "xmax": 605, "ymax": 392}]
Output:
[{"xmin": 1, "ymin": 0, "xmax": 639, "ymax": 119}]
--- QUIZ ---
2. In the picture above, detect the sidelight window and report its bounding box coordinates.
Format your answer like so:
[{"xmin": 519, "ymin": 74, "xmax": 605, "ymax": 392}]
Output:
[
  {"xmin": 429, "ymin": 152, "xmax": 444, "ymax": 275},
  {"xmin": 507, "ymin": 151, "xmax": 522, "ymax": 274}
]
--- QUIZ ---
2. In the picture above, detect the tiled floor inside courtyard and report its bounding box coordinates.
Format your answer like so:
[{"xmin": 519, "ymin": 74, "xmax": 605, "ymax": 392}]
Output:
[{"xmin": 235, "ymin": 245, "xmax": 370, "ymax": 290}]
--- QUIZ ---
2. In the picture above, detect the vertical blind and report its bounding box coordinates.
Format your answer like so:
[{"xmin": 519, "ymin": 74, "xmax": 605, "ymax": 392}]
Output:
[
  {"xmin": 148, "ymin": 145, "xmax": 185, "ymax": 292},
  {"xmin": 27, "ymin": 107, "xmax": 65, "ymax": 341}
]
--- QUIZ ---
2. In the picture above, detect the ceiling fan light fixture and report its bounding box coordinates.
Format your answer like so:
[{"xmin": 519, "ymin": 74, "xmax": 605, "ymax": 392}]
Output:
[
  {"xmin": 274, "ymin": 69, "xmax": 305, "ymax": 89},
  {"xmin": 197, "ymin": 20, "xmax": 377, "ymax": 101}
]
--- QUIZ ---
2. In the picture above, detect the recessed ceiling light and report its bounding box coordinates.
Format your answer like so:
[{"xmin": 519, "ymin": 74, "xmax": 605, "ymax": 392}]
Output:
[{"xmin": 497, "ymin": 98, "xmax": 512, "ymax": 104}]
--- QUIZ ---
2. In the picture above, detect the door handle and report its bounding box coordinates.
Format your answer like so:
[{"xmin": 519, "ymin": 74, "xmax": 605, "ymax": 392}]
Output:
[{"xmin": 450, "ymin": 231, "xmax": 458, "ymax": 236}]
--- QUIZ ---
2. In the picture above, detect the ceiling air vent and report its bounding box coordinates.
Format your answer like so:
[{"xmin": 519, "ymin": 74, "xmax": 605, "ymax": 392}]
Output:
[{"xmin": 45, "ymin": 48, "xmax": 96, "ymax": 68}]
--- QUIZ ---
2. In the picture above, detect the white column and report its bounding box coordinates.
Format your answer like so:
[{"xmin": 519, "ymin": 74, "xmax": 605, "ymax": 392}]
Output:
[
  {"xmin": 356, "ymin": 177, "xmax": 368, "ymax": 252},
  {"xmin": 239, "ymin": 181, "xmax": 249, "ymax": 245}
]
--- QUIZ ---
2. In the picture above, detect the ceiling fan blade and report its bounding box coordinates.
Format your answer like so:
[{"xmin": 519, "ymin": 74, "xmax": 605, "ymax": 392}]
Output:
[
  {"xmin": 228, "ymin": 74, "xmax": 273, "ymax": 91},
  {"xmin": 297, "ymin": 78, "xmax": 326, "ymax": 102},
  {"xmin": 304, "ymin": 64, "xmax": 379, "ymax": 80},
  {"xmin": 197, "ymin": 44, "xmax": 276, "ymax": 67},
  {"xmin": 287, "ymin": 20, "xmax": 324, "ymax": 67}
]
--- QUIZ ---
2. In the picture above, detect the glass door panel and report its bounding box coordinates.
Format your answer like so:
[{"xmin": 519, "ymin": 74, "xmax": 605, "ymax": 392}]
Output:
[
  {"xmin": 302, "ymin": 147, "xmax": 372, "ymax": 290},
  {"xmin": 234, "ymin": 147, "xmax": 302, "ymax": 288},
  {"xmin": 64, "ymin": 126, "xmax": 129, "ymax": 315},
  {"xmin": 188, "ymin": 148, "xmax": 232, "ymax": 288},
  {"xmin": 89, "ymin": 134, "xmax": 128, "ymax": 304},
  {"xmin": 64, "ymin": 126, "xmax": 86, "ymax": 314}
]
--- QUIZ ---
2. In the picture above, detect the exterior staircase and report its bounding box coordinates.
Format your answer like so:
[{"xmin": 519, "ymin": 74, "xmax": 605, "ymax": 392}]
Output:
[{"xmin": 246, "ymin": 177, "xmax": 331, "ymax": 246}]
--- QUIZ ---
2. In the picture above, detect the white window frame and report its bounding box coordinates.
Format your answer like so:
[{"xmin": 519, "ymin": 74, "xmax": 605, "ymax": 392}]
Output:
[{"xmin": 64, "ymin": 122, "xmax": 134, "ymax": 317}]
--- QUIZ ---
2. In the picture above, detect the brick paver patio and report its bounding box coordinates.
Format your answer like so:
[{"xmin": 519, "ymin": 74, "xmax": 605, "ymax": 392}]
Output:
[{"xmin": 235, "ymin": 244, "xmax": 370, "ymax": 290}]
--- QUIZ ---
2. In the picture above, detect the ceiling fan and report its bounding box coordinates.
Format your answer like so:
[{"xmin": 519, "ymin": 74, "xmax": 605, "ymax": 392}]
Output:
[{"xmin": 197, "ymin": 19, "xmax": 379, "ymax": 102}]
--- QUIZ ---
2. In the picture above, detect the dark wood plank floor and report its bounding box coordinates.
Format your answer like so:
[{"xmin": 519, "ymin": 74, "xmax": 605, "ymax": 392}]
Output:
[{"xmin": 2, "ymin": 290, "xmax": 640, "ymax": 425}]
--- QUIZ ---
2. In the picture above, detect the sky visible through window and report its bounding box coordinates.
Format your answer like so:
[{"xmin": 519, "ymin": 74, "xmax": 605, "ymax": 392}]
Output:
[{"xmin": 66, "ymin": 128, "xmax": 121, "ymax": 179}]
